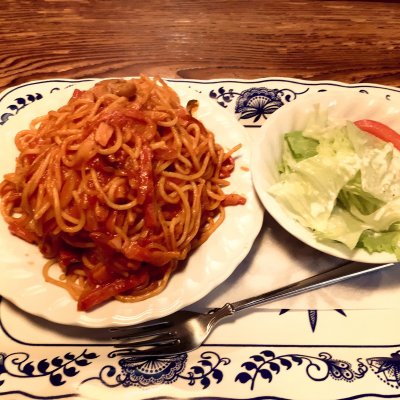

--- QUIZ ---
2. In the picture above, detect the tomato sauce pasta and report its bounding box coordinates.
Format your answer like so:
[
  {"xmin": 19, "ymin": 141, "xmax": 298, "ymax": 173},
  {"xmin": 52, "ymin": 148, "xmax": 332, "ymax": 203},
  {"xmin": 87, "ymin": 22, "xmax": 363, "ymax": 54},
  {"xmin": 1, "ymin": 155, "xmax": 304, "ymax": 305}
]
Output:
[{"xmin": 0, "ymin": 76, "xmax": 245, "ymax": 311}]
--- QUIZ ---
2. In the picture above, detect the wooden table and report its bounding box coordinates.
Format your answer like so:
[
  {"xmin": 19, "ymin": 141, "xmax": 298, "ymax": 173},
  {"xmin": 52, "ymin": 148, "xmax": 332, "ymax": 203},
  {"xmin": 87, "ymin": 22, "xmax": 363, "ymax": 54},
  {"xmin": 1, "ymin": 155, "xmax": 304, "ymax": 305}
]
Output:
[{"xmin": 1, "ymin": 0, "xmax": 400, "ymax": 91}]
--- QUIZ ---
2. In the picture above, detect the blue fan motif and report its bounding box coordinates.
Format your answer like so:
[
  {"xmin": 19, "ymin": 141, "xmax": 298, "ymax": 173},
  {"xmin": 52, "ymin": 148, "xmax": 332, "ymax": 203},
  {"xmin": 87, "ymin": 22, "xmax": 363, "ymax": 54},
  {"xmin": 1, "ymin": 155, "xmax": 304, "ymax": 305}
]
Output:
[
  {"xmin": 209, "ymin": 86, "xmax": 308, "ymax": 126},
  {"xmin": 367, "ymin": 350, "xmax": 400, "ymax": 388},
  {"xmin": 235, "ymin": 88, "xmax": 284, "ymax": 122},
  {"xmin": 85, "ymin": 351, "xmax": 228, "ymax": 389},
  {"xmin": 116, "ymin": 354, "xmax": 187, "ymax": 387}
]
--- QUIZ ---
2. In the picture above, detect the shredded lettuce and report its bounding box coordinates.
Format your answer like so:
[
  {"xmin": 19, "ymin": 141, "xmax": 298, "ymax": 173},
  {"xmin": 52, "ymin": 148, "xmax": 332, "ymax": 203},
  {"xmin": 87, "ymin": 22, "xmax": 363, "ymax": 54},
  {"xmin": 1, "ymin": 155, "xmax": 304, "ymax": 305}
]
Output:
[
  {"xmin": 268, "ymin": 109, "xmax": 400, "ymax": 258},
  {"xmin": 314, "ymin": 206, "xmax": 366, "ymax": 250},
  {"xmin": 269, "ymin": 151, "xmax": 359, "ymax": 233},
  {"xmin": 347, "ymin": 121, "xmax": 400, "ymax": 202},
  {"xmin": 337, "ymin": 172, "xmax": 385, "ymax": 216}
]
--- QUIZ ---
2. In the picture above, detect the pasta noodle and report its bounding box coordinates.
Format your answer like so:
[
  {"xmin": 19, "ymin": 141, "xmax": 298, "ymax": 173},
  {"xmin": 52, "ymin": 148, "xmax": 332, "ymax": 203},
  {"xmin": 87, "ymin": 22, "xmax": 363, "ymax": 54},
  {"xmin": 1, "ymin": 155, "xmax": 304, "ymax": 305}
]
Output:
[{"xmin": 0, "ymin": 75, "xmax": 246, "ymax": 311}]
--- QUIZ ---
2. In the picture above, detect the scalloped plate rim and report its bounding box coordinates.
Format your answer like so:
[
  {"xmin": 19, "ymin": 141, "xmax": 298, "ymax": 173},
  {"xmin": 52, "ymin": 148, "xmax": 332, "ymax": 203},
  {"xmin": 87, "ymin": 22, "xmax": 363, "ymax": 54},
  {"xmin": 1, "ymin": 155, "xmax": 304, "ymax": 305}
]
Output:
[{"xmin": 0, "ymin": 78, "xmax": 264, "ymax": 327}]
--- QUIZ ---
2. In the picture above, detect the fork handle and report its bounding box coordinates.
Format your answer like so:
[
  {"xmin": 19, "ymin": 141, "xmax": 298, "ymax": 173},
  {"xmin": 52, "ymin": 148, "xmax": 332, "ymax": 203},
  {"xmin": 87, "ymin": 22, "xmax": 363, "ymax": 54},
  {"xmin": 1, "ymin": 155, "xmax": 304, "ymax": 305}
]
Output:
[{"xmin": 229, "ymin": 261, "xmax": 396, "ymax": 313}]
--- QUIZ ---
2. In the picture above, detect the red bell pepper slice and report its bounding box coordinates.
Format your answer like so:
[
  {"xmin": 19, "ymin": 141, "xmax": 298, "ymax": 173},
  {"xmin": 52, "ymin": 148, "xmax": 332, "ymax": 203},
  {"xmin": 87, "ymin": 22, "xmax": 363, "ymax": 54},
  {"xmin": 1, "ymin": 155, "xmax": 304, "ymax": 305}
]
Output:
[
  {"xmin": 354, "ymin": 119, "xmax": 400, "ymax": 151},
  {"xmin": 222, "ymin": 193, "xmax": 247, "ymax": 206},
  {"xmin": 72, "ymin": 89, "xmax": 83, "ymax": 99},
  {"xmin": 77, "ymin": 271, "xmax": 148, "ymax": 311}
]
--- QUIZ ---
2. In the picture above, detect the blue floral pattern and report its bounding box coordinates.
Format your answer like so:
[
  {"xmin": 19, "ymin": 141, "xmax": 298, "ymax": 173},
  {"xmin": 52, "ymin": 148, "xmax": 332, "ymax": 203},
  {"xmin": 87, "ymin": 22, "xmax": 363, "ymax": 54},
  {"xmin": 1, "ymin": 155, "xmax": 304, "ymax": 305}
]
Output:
[
  {"xmin": 234, "ymin": 88, "xmax": 285, "ymax": 122},
  {"xmin": 1, "ymin": 342, "xmax": 394, "ymax": 396},
  {"xmin": 0, "ymin": 93, "xmax": 43, "ymax": 125},
  {"xmin": 236, "ymin": 350, "xmax": 368, "ymax": 390},
  {"xmin": 0, "ymin": 349, "xmax": 98, "ymax": 387},
  {"xmin": 209, "ymin": 85, "xmax": 308, "ymax": 125},
  {"xmin": 368, "ymin": 351, "xmax": 400, "ymax": 389},
  {"xmin": 83, "ymin": 351, "xmax": 230, "ymax": 390},
  {"xmin": 0, "ymin": 79, "xmax": 92, "ymax": 127},
  {"xmin": 107, "ymin": 353, "xmax": 186, "ymax": 387},
  {"xmin": 116, "ymin": 355, "xmax": 186, "ymax": 387}
]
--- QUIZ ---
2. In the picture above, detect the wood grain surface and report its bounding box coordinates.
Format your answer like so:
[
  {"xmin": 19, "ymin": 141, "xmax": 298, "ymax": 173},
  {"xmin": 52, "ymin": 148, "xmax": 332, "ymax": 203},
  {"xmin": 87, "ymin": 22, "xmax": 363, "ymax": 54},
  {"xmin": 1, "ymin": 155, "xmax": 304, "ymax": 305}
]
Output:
[{"xmin": 1, "ymin": 0, "xmax": 400, "ymax": 91}]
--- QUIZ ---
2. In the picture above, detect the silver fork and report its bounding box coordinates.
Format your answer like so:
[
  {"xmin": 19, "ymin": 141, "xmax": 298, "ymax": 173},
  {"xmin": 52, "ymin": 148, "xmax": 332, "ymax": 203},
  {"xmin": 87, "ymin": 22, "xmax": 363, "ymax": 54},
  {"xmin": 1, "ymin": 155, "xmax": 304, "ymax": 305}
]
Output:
[{"xmin": 110, "ymin": 261, "xmax": 396, "ymax": 358}]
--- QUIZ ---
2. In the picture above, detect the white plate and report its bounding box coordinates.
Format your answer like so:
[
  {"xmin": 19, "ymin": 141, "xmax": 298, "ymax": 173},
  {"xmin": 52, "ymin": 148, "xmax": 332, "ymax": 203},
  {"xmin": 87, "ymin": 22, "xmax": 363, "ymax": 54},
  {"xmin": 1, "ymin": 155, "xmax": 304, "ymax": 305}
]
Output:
[
  {"xmin": 251, "ymin": 90, "xmax": 400, "ymax": 263},
  {"xmin": 0, "ymin": 79, "xmax": 263, "ymax": 327}
]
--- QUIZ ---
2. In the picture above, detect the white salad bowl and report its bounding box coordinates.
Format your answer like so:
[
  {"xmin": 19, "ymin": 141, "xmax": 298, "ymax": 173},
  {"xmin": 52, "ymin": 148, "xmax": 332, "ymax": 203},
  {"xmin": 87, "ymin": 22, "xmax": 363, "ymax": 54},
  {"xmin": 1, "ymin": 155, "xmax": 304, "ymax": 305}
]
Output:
[{"xmin": 251, "ymin": 90, "xmax": 400, "ymax": 263}]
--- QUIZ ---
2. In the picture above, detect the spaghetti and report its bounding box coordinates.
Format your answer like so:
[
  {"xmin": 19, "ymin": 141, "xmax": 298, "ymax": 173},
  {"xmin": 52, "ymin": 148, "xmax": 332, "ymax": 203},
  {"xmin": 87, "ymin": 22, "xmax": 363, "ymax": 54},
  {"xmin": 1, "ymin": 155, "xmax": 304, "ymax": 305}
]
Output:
[{"xmin": 0, "ymin": 76, "xmax": 246, "ymax": 311}]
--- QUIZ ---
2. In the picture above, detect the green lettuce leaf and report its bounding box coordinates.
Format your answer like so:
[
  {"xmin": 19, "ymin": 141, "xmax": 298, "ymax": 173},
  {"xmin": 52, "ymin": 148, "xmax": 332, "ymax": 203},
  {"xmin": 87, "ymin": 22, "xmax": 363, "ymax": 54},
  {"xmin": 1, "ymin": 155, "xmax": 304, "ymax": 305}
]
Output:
[
  {"xmin": 314, "ymin": 206, "xmax": 366, "ymax": 250},
  {"xmin": 357, "ymin": 229, "xmax": 400, "ymax": 259},
  {"xmin": 337, "ymin": 172, "xmax": 385, "ymax": 216},
  {"xmin": 284, "ymin": 130, "xmax": 319, "ymax": 162},
  {"xmin": 269, "ymin": 152, "xmax": 359, "ymax": 232}
]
